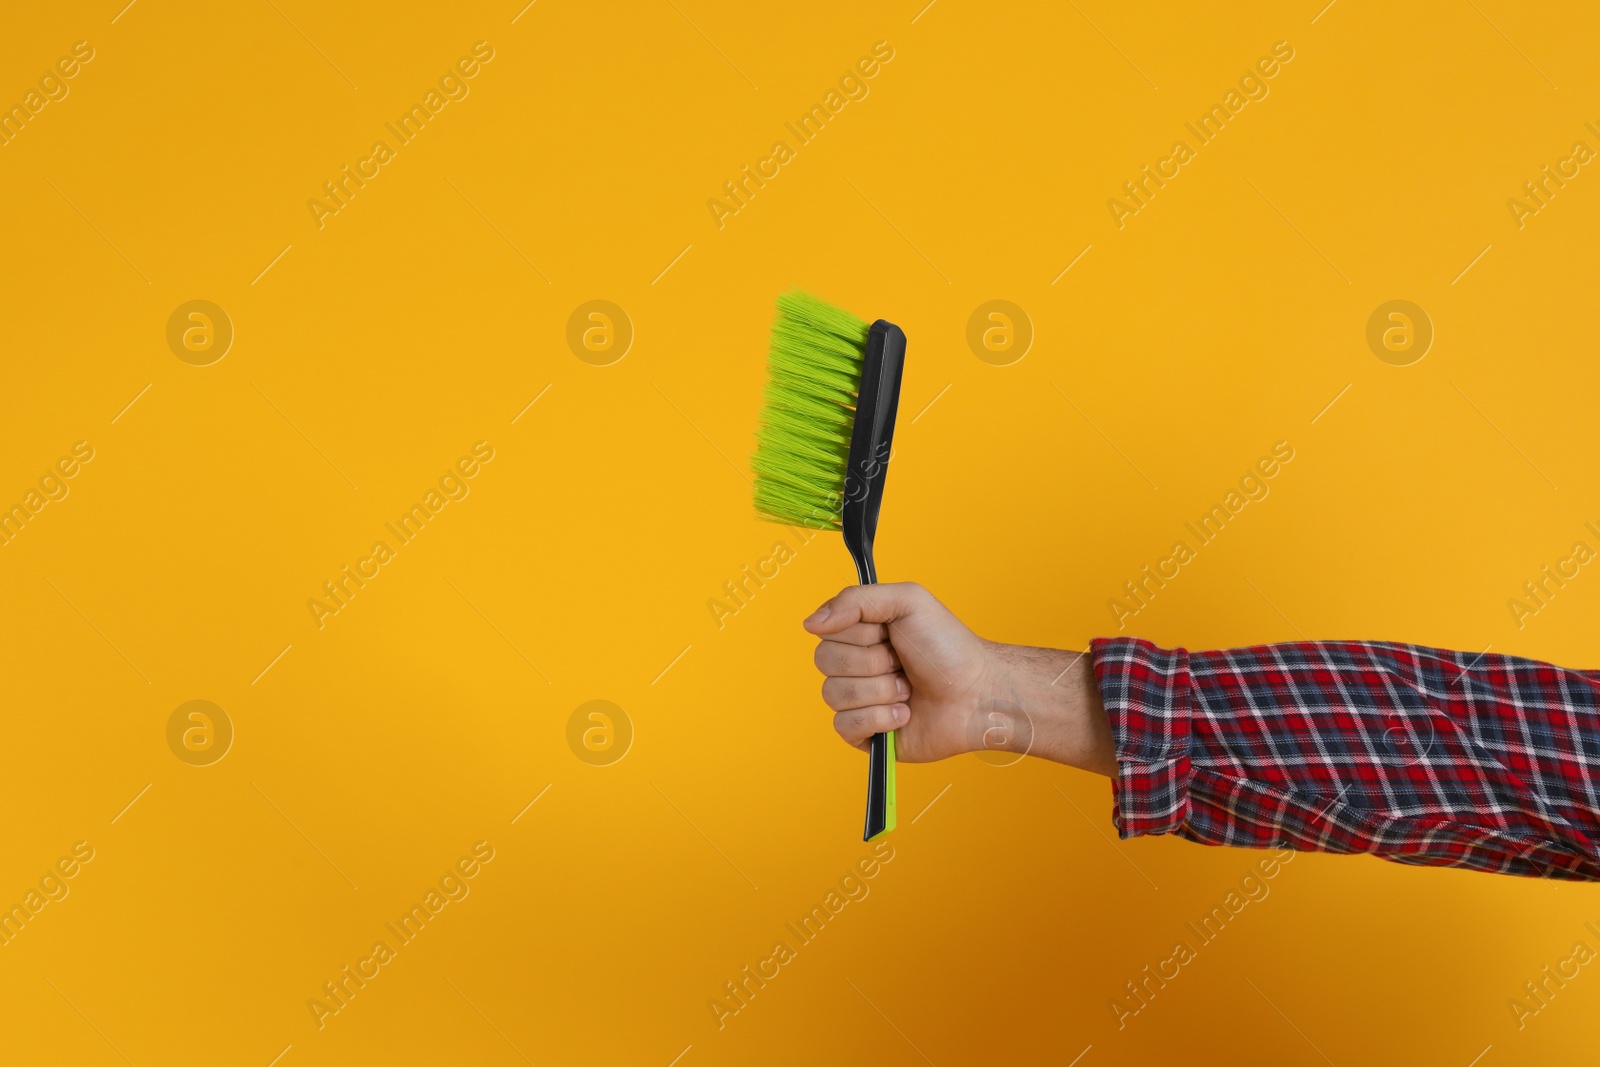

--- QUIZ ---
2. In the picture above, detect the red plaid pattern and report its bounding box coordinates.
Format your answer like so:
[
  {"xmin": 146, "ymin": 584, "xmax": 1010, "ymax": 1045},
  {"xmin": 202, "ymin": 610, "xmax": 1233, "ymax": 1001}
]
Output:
[{"xmin": 1090, "ymin": 637, "xmax": 1600, "ymax": 881}]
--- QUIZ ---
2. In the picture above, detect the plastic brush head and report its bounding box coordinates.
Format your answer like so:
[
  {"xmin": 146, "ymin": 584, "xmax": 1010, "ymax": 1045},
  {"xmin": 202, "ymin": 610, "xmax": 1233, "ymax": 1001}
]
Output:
[{"xmin": 751, "ymin": 290, "xmax": 869, "ymax": 530}]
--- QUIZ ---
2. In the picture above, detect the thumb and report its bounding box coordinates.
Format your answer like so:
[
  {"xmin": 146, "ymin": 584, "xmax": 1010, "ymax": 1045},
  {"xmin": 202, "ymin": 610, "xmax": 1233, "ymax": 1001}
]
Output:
[{"xmin": 802, "ymin": 582, "xmax": 928, "ymax": 635}]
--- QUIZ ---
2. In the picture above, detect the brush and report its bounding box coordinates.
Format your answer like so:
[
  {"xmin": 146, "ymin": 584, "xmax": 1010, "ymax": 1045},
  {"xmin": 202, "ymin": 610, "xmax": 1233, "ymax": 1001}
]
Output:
[{"xmin": 752, "ymin": 290, "xmax": 907, "ymax": 841}]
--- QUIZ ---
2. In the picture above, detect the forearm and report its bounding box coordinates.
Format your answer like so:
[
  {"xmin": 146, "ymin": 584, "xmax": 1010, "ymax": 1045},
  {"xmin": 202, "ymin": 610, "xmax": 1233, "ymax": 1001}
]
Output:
[
  {"xmin": 979, "ymin": 631, "xmax": 1600, "ymax": 880},
  {"xmin": 979, "ymin": 641, "xmax": 1115, "ymax": 776},
  {"xmin": 1087, "ymin": 636, "xmax": 1600, "ymax": 881}
]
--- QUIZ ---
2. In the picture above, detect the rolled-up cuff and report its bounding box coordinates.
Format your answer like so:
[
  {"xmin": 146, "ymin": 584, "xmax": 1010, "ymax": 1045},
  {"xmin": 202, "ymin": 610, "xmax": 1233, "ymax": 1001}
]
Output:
[{"xmin": 1090, "ymin": 637, "xmax": 1195, "ymax": 839}]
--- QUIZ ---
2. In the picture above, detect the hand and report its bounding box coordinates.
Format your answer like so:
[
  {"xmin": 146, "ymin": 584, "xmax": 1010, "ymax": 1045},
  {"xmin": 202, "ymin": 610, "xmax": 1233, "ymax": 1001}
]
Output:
[
  {"xmin": 803, "ymin": 582, "xmax": 993, "ymax": 763},
  {"xmin": 802, "ymin": 583, "xmax": 1115, "ymax": 774}
]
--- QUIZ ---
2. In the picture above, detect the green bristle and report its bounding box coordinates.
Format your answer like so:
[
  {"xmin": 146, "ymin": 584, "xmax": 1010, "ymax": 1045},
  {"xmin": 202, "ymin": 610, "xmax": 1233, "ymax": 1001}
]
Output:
[{"xmin": 751, "ymin": 290, "xmax": 869, "ymax": 530}]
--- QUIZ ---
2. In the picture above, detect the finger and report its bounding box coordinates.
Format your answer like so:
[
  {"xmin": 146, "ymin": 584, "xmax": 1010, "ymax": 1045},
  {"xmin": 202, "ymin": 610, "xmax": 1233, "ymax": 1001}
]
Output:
[
  {"xmin": 813, "ymin": 640, "xmax": 901, "ymax": 677},
  {"xmin": 834, "ymin": 703, "xmax": 910, "ymax": 747},
  {"xmin": 817, "ymin": 621, "xmax": 890, "ymax": 647},
  {"xmin": 822, "ymin": 672, "xmax": 910, "ymax": 712},
  {"xmin": 802, "ymin": 582, "xmax": 931, "ymax": 635}
]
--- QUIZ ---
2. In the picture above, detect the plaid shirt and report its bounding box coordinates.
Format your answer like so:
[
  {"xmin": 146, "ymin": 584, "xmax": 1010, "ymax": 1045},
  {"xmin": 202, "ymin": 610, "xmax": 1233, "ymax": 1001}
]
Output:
[{"xmin": 1091, "ymin": 637, "xmax": 1600, "ymax": 881}]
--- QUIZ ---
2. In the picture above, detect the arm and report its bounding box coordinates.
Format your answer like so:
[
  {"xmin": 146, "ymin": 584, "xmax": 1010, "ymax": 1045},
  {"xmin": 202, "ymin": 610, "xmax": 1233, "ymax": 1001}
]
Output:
[{"xmin": 805, "ymin": 583, "xmax": 1600, "ymax": 881}]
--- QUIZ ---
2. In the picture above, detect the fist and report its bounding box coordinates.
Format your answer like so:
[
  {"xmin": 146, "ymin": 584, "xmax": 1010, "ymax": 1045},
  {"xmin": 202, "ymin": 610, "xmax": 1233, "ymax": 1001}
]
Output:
[{"xmin": 803, "ymin": 582, "xmax": 997, "ymax": 763}]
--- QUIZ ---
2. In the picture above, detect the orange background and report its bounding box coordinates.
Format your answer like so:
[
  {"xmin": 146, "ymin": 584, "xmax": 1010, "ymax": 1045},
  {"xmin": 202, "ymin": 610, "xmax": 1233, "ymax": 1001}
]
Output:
[{"xmin": 2, "ymin": 1, "xmax": 1598, "ymax": 1064}]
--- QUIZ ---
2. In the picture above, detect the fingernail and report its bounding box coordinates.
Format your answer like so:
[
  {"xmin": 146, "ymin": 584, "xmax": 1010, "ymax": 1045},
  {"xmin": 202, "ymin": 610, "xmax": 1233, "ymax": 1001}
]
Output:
[
  {"xmin": 895, "ymin": 676, "xmax": 909, "ymax": 698},
  {"xmin": 803, "ymin": 604, "xmax": 830, "ymax": 626},
  {"xmin": 893, "ymin": 704, "xmax": 909, "ymax": 724}
]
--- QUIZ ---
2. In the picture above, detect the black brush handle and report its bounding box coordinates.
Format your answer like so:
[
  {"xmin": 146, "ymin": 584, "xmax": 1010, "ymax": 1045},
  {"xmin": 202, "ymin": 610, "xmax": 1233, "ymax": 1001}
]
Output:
[{"xmin": 842, "ymin": 320, "xmax": 905, "ymax": 841}]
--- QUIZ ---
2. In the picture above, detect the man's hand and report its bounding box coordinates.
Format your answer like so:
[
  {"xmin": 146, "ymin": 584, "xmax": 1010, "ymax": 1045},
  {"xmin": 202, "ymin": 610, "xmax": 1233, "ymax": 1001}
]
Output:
[
  {"xmin": 802, "ymin": 582, "xmax": 991, "ymax": 762},
  {"xmin": 802, "ymin": 583, "xmax": 1115, "ymax": 774}
]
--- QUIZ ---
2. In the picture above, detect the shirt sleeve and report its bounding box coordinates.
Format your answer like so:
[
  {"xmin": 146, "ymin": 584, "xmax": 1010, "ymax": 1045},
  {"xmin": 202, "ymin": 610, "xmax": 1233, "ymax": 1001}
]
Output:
[{"xmin": 1089, "ymin": 636, "xmax": 1600, "ymax": 881}]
